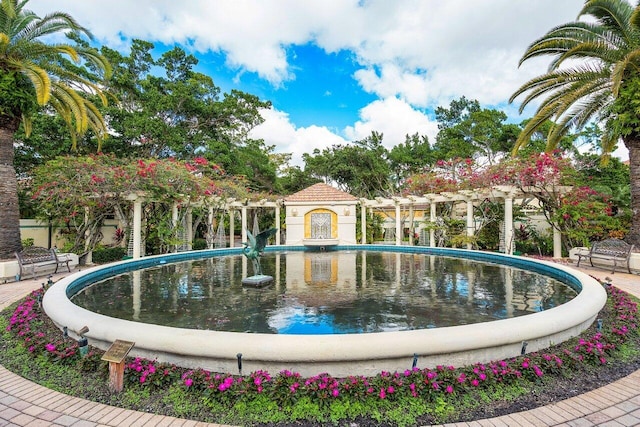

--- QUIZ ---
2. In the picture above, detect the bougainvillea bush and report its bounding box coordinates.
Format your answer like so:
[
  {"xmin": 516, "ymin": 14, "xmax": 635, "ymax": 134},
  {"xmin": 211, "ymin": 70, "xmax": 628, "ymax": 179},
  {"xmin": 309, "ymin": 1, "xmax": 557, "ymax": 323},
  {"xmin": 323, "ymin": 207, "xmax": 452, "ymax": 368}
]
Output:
[
  {"xmin": 2, "ymin": 283, "xmax": 638, "ymax": 426},
  {"xmin": 404, "ymin": 152, "xmax": 630, "ymax": 253},
  {"xmin": 26, "ymin": 154, "xmax": 259, "ymax": 254}
]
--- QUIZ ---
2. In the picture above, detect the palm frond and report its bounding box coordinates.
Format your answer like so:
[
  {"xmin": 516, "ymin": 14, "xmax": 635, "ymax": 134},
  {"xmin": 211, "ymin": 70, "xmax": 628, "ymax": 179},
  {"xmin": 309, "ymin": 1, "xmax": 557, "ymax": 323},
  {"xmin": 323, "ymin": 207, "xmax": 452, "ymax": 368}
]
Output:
[
  {"xmin": 611, "ymin": 48, "xmax": 640, "ymax": 95},
  {"xmin": 50, "ymin": 81, "xmax": 88, "ymax": 134},
  {"xmin": 6, "ymin": 57, "xmax": 50, "ymax": 104},
  {"xmin": 580, "ymin": 0, "xmax": 635, "ymax": 41}
]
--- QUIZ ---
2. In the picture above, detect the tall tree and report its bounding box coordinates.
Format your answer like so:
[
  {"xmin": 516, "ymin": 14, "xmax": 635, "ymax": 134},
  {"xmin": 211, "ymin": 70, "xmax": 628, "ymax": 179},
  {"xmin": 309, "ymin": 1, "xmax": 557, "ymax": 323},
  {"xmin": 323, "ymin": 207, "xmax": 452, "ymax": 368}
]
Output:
[
  {"xmin": 0, "ymin": 0, "xmax": 111, "ymax": 258},
  {"xmin": 388, "ymin": 133, "xmax": 433, "ymax": 185},
  {"xmin": 303, "ymin": 131, "xmax": 392, "ymax": 198},
  {"xmin": 99, "ymin": 41, "xmax": 275, "ymax": 189},
  {"xmin": 433, "ymin": 97, "xmax": 516, "ymax": 165},
  {"xmin": 510, "ymin": 0, "xmax": 640, "ymax": 245}
]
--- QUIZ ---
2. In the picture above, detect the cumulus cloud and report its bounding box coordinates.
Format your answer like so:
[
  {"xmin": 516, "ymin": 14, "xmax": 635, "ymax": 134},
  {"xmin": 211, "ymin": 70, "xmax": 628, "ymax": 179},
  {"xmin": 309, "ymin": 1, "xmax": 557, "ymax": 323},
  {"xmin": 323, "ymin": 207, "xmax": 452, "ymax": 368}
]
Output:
[
  {"xmin": 344, "ymin": 97, "xmax": 438, "ymax": 149},
  {"xmin": 250, "ymin": 109, "xmax": 347, "ymax": 167},
  {"xmin": 29, "ymin": 0, "xmax": 584, "ymax": 94}
]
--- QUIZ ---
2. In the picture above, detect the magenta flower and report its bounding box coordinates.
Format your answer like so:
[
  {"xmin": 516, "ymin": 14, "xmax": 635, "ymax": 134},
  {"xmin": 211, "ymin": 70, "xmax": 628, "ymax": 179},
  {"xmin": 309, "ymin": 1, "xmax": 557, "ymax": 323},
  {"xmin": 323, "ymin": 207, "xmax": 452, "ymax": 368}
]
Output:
[
  {"xmin": 45, "ymin": 343, "xmax": 56, "ymax": 352},
  {"xmin": 184, "ymin": 378, "xmax": 193, "ymax": 387},
  {"xmin": 446, "ymin": 385, "xmax": 454, "ymax": 393},
  {"xmin": 379, "ymin": 388, "xmax": 386, "ymax": 399}
]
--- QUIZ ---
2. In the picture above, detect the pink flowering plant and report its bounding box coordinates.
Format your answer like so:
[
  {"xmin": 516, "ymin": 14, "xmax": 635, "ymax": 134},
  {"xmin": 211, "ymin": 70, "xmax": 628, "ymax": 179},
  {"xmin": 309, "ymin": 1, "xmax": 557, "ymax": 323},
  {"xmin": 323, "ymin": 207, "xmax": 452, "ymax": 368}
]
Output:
[
  {"xmin": 125, "ymin": 357, "xmax": 178, "ymax": 389},
  {"xmin": 5, "ymin": 289, "xmax": 78, "ymax": 365}
]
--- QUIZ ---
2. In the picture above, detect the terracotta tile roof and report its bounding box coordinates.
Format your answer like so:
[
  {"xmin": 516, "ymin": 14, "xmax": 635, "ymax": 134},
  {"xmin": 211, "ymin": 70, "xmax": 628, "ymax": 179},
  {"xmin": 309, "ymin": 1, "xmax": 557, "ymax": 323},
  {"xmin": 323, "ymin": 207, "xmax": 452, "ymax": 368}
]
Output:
[{"xmin": 285, "ymin": 183, "xmax": 359, "ymax": 202}]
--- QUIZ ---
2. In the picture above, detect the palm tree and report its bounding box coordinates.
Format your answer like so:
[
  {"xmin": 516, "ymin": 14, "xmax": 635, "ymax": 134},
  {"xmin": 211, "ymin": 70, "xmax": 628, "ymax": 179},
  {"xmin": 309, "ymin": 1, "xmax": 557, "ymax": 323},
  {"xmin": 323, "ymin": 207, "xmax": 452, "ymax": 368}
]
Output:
[
  {"xmin": 0, "ymin": 0, "xmax": 111, "ymax": 258},
  {"xmin": 510, "ymin": 0, "xmax": 640, "ymax": 245}
]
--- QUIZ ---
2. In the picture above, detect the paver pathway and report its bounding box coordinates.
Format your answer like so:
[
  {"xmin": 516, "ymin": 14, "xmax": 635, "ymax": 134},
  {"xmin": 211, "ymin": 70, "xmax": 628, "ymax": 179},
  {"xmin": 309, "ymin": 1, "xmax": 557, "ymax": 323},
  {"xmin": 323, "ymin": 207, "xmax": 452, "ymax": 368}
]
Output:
[{"xmin": 0, "ymin": 265, "xmax": 639, "ymax": 427}]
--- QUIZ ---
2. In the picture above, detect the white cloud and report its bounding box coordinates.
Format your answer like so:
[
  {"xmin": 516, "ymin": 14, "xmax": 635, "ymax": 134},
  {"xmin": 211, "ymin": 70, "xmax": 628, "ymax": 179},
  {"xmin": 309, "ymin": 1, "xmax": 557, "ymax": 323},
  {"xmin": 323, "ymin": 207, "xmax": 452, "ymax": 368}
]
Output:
[
  {"xmin": 250, "ymin": 109, "xmax": 347, "ymax": 167},
  {"xmin": 252, "ymin": 98, "xmax": 439, "ymax": 168},
  {"xmin": 28, "ymin": 0, "xmax": 585, "ymax": 96},
  {"xmin": 344, "ymin": 97, "xmax": 438, "ymax": 149}
]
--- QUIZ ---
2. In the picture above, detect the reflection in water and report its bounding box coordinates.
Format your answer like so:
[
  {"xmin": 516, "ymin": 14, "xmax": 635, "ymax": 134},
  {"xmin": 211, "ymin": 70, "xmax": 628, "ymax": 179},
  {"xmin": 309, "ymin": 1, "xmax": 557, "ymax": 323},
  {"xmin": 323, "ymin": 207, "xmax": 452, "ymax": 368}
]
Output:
[{"xmin": 72, "ymin": 251, "xmax": 577, "ymax": 335}]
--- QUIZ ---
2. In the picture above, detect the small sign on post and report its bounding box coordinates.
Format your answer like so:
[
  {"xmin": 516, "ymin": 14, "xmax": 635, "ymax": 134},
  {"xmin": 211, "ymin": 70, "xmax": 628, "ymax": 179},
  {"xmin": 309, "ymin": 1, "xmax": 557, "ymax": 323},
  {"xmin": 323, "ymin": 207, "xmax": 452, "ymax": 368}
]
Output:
[{"xmin": 101, "ymin": 339, "xmax": 135, "ymax": 393}]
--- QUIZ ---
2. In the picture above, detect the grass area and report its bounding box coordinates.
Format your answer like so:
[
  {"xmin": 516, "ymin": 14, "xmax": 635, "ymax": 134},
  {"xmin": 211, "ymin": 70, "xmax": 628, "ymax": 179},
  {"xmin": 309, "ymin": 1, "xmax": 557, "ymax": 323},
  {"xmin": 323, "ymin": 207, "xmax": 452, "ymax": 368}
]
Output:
[{"xmin": 0, "ymin": 284, "xmax": 638, "ymax": 426}]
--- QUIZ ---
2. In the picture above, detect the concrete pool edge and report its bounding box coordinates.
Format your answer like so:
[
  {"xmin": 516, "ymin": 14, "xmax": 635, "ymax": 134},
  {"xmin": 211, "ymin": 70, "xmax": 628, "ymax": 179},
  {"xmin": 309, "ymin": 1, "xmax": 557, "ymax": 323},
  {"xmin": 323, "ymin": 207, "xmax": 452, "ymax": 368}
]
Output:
[{"xmin": 42, "ymin": 246, "xmax": 607, "ymax": 377}]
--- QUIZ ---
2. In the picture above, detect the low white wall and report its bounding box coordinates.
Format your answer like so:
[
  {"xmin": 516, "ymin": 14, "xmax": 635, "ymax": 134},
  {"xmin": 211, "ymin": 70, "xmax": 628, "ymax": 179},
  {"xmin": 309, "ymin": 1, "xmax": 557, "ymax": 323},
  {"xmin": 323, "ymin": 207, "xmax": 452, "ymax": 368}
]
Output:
[
  {"xmin": 43, "ymin": 250, "xmax": 606, "ymax": 377},
  {"xmin": 0, "ymin": 253, "xmax": 79, "ymax": 283}
]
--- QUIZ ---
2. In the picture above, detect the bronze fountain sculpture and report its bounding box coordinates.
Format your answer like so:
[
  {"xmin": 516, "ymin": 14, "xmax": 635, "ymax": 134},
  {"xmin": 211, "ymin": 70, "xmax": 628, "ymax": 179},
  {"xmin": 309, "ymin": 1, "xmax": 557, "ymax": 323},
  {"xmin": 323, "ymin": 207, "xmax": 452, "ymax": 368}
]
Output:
[{"xmin": 241, "ymin": 227, "xmax": 277, "ymax": 286}]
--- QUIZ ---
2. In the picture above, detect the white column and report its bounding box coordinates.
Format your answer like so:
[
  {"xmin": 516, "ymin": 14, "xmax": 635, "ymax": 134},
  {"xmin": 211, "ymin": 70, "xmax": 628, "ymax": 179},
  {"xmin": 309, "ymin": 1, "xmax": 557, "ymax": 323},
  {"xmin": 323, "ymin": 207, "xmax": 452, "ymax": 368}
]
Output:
[
  {"xmin": 553, "ymin": 226, "xmax": 562, "ymax": 258},
  {"xmin": 395, "ymin": 202, "xmax": 402, "ymax": 246},
  {"xmin": 208, "ymin": 207, "xmax": 214, "ymax": 249},
  {"xmin": 133, "ymin": 199, "xmax": 142, "ymax": 259},
  {"xmin": 83, "ymin": 206, "xmax": 93, "ymax": 264},
  {"xmin": 361, "ymin": 201, "xmax": 367, "ymax": 244},
  {"xmin": 275, "ymin": 204, "xmax": 281, "ymax": 245},
  {"xmin": 241, "ymin": 206, "xmax": 248, "ymax": 244},
  {"xmin": 504, "ymin": 197, "xmax": 514, "ymax": 255},
  {"xmin": 186, "ymin": 208, "xmax": 193, "ymax": 251},
  {"xmin": 430, "ymin": 202, "xmax": 436, "ymax": 247},
  {"xmin": 466, "ymin": 199, "xmax": 474, "ymax": 250},
  {"xmin": 408, "ymin": 203, "xmax": 415, "ymax": 246},
  {"xmin": 229, "ymin": 208, "xmax": 235, "ymax": 248},
  {"xmin": 172, "ymin": 203, "xmax": 179, "ymax": 253}
]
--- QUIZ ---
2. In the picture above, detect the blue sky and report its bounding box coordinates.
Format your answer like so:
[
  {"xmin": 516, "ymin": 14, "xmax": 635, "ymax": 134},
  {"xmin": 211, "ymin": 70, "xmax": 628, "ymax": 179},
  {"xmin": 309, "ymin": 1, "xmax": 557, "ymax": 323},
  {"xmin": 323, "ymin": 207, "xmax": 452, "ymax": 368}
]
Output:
[{"xmin": 29, "ymin": 0, "xmax": 627, "ymax": 166}]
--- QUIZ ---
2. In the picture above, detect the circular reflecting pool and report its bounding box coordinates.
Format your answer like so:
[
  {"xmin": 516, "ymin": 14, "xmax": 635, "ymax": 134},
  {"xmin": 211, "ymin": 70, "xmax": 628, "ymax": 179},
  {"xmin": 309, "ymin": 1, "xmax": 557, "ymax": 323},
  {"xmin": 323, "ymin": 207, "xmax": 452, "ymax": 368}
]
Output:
[{"xmin": 71, "ymin": 250, "xmax": 577, "ymax": 334}]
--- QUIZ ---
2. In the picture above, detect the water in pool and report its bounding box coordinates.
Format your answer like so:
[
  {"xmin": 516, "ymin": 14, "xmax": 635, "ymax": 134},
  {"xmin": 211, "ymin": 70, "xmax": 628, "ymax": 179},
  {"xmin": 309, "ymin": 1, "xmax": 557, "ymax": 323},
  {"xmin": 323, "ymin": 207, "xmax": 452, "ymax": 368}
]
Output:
[{"xmin": 71, "ymin": 250, "xmax": 577, "ymax": 334}]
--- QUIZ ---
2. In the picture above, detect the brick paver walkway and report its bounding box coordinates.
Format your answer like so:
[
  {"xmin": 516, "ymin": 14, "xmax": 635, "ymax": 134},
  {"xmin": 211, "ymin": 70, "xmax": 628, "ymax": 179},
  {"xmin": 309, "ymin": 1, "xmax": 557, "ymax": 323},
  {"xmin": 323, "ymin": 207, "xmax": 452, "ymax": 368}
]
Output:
[{"xmin": 1, "ymin": 265, "xmax": 639, "ymax": 427}]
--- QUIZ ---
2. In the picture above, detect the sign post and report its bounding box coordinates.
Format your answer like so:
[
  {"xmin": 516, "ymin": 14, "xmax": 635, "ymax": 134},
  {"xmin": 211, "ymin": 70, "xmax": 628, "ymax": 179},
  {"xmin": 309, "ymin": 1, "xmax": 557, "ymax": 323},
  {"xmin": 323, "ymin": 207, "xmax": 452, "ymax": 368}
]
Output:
[{"xmin": 101, "ymin": 340, "xmax": 135, "ymax": 393}]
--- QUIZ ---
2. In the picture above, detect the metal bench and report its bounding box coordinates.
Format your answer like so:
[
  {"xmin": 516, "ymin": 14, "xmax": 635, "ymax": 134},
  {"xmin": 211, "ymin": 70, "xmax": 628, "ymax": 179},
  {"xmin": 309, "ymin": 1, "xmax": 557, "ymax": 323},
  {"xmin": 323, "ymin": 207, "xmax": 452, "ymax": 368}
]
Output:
[
  {"xmin": 15, "ymin": 246, "xmax": 71, "ymax": 280},
  {"xmin": 576, "ymin": 238, "xmax": 634, "ymax": 274}
]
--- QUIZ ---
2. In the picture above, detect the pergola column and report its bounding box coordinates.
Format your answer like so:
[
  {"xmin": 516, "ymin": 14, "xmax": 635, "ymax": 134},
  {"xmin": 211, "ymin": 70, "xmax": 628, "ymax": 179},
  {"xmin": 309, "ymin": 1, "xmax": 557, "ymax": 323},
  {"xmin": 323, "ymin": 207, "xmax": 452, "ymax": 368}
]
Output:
[
  {"xmin": 83, "ymin": 207, "xmax": 92, "ymax": 264},
  {"xmin": 172, "ymin": 203, "xmax": 179, "ymax": 253},
  {"xmin": 504, "ymin": 196, "xmax": 514, "ymax": 255},
  {"xmin": 395, "ymin": 201, "xmax": 402, "ymax": 246},
  {"xmin": 429, "ymin": 202, "xmax": 436, "ymax": 247},
  {"xmin": 186, "ymin": 208, "xmax": 193, "ymax": 251},
  {"xmin": 229, "ymin": 208, "xmax": 235, "ymax": 248},
  {"xmin": 133, "ymin": 199, "xmax": 143, "ymax": 259},
  {"xmin": 275, "ymin": 203, "xmax": 281, "ymax": 245},
  {"xmin": 241, "ymin": 205, "xmax": 247, "ymax": 245},
  {"xmin": 553, "ymin": 226, "xmax": 562, "ymax": 258},
  {"xmin": 408, "ymin": 202, "xmax": 415, "ymax": 246},
  {"xmin": 466, "ymin": 199, "xmax": 474, "ymax": 249},
  {"xmin": 360, "ymin": 200, "xmax": 367, "ymax": 244},
  {"xmin": 208, "ymin": 207, "xmax": 214, "ymax": 249}
]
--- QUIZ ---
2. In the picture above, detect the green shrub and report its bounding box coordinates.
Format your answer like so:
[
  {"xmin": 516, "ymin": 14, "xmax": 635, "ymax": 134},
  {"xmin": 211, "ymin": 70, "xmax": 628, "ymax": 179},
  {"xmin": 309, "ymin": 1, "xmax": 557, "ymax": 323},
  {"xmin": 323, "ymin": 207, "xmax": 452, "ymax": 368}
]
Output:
[
  {"xmin": 92, "ymin": 246, "xmax": 126, "ymax": 263},
  {"xmin": 192, "ymin": 238, "xmax": 207, "ymax": 250}
]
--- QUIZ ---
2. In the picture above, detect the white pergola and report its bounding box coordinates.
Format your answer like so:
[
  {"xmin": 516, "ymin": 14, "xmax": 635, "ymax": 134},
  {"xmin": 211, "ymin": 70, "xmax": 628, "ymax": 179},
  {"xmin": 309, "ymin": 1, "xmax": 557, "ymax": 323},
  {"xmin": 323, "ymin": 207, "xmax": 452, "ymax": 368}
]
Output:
[
  {"xmin": 124, "ymin": 185, "xmax": 567, "ymax": 259},
  {"xmin": 359, "ymin": 185, "xmax": 566, "ymax": 258}
]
